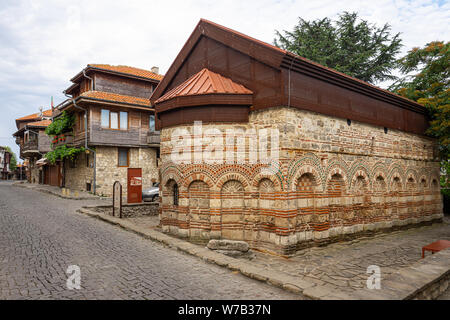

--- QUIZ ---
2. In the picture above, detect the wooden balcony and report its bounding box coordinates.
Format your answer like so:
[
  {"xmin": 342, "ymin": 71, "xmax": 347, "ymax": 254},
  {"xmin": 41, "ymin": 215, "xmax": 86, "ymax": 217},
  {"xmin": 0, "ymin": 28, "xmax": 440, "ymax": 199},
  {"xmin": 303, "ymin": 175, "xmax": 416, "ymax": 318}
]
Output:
[
  {"xmin": 52, "ymin": 133, "xmax": 74, "ymax": 148},
  {"xmin": 22, "ymin": 140, "xmax": 39, "ymax": 155},
  {"xmin": 147, "ymin": 131, "xmax": 160, "ymax": 147}
]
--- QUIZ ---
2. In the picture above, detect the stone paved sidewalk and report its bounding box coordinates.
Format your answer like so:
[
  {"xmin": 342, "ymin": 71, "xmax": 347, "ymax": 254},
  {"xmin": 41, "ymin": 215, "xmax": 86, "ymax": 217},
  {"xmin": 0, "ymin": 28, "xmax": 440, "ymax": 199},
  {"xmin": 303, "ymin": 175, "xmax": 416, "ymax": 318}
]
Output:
[
  {"xmin": 247, "ymin": 218, "xmax": 450, "ymax": 295},
  {"xmin": 13, "ymin": 181, "xmax": 108, "ymax": 201},
  {"xmin": 78, "ymin": 203, "xmax": 450, "ymax": 299}
]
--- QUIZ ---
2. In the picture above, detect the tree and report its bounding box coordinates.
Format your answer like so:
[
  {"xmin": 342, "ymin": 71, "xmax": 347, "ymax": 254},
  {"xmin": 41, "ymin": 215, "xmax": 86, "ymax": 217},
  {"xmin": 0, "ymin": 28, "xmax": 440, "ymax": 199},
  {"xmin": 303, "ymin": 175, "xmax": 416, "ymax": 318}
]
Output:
[
  {"xmin": 390, "ymin": 41, "xmax": 449, "ymax": 192},
  {"xmin": 274, "ymin": 12, "xmax": 402, "ymax": 84},
  {"xmin": 2, "ymin": 146, "xmax": 17, "ymax": 171}
]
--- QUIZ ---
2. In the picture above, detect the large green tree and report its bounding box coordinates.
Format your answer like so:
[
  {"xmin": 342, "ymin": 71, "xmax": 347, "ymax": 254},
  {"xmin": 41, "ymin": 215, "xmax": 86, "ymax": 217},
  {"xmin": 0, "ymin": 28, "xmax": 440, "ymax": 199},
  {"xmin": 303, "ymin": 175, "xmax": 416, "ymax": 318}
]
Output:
[
  {"xmin": 274, "ymin": 12, "xmax": 402, "ymax": 84},
  {"xmin": 2, "ymin": 146, "xmax": 17, "ymax": 171},
  {"xmin": 390, "ymin": 41, "xmax": 449, "ymax": 190}
]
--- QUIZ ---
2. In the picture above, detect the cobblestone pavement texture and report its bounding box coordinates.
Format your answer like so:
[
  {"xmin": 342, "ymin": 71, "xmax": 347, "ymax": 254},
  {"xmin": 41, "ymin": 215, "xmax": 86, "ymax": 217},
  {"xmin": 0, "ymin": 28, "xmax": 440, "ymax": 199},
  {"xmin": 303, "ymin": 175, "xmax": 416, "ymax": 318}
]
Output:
[
  {"xmin": 0, "ymin": 181, "xmax": 302, "ymax": 300},
  {"xmin": 246, "ymin": 217, "xmax": 450, "ymax": 296}
]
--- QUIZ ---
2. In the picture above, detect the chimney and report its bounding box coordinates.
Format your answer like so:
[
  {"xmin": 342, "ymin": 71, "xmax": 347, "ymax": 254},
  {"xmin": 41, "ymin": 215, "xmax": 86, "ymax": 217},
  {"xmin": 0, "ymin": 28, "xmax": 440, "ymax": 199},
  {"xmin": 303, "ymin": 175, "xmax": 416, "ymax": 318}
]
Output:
[{"xmin": 151, "ymin": 66, "xmax": 159, "ymax": 75}]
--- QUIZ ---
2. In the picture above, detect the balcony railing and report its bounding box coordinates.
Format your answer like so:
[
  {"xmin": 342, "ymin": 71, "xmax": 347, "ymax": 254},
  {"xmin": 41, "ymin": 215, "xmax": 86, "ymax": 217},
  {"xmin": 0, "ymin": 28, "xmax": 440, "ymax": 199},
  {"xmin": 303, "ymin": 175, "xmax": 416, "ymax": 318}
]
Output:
[
  {"xmin": 147, "ymin": 131, "xmax": 160, "ymax": 146},
  {"xmin": 22, "ymin": 140, "xmax": 39, "ymax": 154}
]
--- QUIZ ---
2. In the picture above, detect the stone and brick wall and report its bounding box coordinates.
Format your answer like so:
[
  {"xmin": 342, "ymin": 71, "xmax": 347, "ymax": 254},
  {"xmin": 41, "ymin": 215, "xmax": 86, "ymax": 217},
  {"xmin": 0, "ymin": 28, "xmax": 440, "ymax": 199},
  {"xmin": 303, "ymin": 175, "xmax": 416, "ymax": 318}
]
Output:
[
  {"xmin": 159, "ymin": 106, "xmax": 443, "ymax": 255},
  {"xmin": 64, "ymin": 146, "xmax": 159, "ymax": 197}
]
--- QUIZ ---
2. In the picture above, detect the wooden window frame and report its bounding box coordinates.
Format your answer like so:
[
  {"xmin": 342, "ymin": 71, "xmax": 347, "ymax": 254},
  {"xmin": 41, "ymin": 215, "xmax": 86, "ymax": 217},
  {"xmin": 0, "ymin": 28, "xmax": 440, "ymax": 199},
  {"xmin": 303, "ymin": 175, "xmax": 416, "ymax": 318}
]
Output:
[
  {"xmin": 101, "ymin": 109, "xmax": 129, "ymax": 131},
  {"xmin": 117, "ymin": 148, "xmax": 129, "ymax": 167},
  {"xmin": 149, "ymin": 114, "xmax": 155, "ymax": 132},
  {"xmin": 119, "ymin": 111, "xmax": 128, "ymax": 130}
]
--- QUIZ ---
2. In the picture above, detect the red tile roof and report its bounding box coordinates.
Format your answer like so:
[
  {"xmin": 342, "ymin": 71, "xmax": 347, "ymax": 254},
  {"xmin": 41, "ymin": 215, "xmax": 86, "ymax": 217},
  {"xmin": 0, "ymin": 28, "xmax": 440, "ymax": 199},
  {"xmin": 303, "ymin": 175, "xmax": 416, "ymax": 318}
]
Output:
[
  {"xmin": 80, "ymin": 91, "xmax": 151, "ymax": 107},
  {"xmin": 16, "ymin": 109, "xmax": 52, "ymax": 121},
  {"xmin": 27, "ymin": 119, "xmax": 52, "ymax": 128},
  {"xmin": 88, "ymin": 64, "xmax": 164, "ymax": 81},
  {"xmin": 155, "ymin": 68, "xmax": 252, "ymax": 104}
]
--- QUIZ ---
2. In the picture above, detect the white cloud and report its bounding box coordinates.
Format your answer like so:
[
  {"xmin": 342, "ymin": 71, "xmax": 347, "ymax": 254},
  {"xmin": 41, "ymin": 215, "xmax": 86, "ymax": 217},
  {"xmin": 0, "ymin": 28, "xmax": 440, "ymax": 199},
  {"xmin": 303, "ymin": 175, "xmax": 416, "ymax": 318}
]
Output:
[{"xmin": 0, "ymin": 0, "xmax": 448, "ymax": 157}]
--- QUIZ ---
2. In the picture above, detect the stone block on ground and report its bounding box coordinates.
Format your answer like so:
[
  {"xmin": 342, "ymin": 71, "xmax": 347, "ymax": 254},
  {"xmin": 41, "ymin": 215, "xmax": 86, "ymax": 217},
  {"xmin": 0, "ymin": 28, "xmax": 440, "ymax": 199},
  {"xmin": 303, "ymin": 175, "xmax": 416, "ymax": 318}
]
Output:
[{"xmin": 207, "ymin": 239, "xmax": 249, "ymax": 252}]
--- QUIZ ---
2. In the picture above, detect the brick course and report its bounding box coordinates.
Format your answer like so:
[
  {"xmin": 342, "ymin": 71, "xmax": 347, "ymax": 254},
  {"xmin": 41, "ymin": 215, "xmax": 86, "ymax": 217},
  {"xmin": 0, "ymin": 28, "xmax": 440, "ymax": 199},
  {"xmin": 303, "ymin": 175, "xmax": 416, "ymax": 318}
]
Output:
[{"xmin": 159, "ymin": 106, "xmax": 443, "ymax": 255}]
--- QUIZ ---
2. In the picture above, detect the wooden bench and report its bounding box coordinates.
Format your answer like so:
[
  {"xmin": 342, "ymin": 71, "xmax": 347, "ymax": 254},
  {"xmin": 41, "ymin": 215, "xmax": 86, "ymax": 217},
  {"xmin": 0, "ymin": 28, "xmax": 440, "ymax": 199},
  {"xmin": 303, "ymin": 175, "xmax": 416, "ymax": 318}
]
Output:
[{"xmin": 422, "ymin": 240, "xmax": 450, "ymax": 258}]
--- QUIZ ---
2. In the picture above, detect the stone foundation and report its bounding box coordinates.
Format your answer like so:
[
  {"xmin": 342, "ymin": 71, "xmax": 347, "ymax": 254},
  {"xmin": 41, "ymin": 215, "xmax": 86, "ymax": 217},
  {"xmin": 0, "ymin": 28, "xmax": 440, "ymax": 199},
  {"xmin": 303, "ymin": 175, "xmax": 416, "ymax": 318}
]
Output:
[
  {"xmin": 88, "ymin": 203, "xmax": 159, "ymax": 218},
  {"xmin": 159, "ymin": 106, "xmax": 443, "ymax": 255}
]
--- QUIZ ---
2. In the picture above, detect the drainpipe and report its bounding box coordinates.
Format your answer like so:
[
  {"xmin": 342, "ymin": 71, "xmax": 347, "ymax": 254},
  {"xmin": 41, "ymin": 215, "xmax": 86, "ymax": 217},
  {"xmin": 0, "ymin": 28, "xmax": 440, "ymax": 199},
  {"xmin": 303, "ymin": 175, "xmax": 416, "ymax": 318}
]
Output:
[
  {"xmin": 82, "ymin": 69, "xmax": 95, "ymax": 91},
  {"xmin": 63, "ymin": 91, "xmax": 97, "ymax": 195}
]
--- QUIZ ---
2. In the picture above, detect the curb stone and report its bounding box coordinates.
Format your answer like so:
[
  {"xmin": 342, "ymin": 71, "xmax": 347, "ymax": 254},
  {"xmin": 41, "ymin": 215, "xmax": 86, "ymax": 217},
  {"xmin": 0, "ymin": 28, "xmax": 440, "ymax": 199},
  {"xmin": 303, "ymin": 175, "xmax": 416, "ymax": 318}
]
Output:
[
  {"xmin": 13, "ymin": 182, "xmax": 104, "ymax": 200},
  {"xmin": 77, "ymin": 207, "xmax": 316, "ymax": 299}
]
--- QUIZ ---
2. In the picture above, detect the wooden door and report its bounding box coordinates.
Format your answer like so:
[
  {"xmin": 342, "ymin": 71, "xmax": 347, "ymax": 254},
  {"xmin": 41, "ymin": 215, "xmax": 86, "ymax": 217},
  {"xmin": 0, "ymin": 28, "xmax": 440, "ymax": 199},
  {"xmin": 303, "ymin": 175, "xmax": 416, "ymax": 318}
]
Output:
[
  {"xmin": 127, "ymin": 168, "xmax": 142, "ymax": 204},
  {"xmin": 48, "ymin": 164, "xmax": 61, "ymax": 187}
]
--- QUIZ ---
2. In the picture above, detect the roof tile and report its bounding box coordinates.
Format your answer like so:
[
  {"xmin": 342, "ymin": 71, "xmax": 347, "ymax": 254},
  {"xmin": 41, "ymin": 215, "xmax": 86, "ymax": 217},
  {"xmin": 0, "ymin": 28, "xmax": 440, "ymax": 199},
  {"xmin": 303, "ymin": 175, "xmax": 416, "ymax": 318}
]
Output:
[
  {"xmin": 88, "ymin": 64, "xmax": 164, "ymax": 81},
  {"xmin": 16, "ymin": 109, "xmax": 52, "ymax": 121},
  {"xmin": 27, "ymin": 119, "xmax": 52, "ymax": 128},
  {"xmin": 155, "ymin": 68, "xmax": 252, "ymax": 104},
  {"xmin": 80, "ymin": 91, "xmax": 151, "ymax": 107}
]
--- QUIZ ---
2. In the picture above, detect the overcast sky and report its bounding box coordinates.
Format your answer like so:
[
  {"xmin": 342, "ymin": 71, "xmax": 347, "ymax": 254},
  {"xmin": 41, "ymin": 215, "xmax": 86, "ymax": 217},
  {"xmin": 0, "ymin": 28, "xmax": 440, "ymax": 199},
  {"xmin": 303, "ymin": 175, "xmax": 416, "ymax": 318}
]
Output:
[{"xmin": 0, "ymin": 0, "xmax": 448, "ymax": 159}]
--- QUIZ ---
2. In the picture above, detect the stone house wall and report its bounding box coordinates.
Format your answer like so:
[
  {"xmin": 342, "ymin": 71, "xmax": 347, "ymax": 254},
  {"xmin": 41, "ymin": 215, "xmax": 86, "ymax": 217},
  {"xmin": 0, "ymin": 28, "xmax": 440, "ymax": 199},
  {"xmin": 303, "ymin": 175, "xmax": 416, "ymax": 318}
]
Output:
[
  {"xmin": 64, "ymin": 146, "xmax": 159, "ymax": 197},
  {"xmin": 159, "ymin": 106, "xmax": 443, "ymax": 255},
  {"xmin": 28, "ymin": 158, "xmax": 40, "ymax": 184}
]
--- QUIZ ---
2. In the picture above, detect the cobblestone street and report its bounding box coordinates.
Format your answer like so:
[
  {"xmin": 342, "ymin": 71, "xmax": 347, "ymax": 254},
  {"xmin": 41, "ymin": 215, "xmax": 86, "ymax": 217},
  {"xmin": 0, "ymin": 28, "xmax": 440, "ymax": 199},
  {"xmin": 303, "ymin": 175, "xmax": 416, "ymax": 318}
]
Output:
[{"xmin": 0, "ymin": 181, "xmax": 302, "ymax": 300}]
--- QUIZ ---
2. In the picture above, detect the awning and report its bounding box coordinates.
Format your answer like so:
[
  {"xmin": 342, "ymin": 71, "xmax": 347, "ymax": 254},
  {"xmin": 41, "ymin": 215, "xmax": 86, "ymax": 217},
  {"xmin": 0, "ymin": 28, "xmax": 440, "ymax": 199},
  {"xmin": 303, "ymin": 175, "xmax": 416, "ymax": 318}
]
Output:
[{"xmin": 35, "ymin": 158, "xmax": 48, "ymax": 166}]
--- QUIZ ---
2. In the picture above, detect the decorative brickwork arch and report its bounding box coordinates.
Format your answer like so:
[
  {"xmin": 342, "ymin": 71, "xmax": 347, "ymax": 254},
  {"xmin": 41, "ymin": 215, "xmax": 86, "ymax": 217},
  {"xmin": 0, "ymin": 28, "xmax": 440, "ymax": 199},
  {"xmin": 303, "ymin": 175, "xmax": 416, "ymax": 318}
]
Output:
[
  {"xmin": 291, "ymin": 165, "xmax": 324, "ymax": 192},
  {"xmin": 371, "ymin": 162, "xmax": 388, "ymax": 181},
  {"xmin": 216, "ymin": 172, "xmax": 250, "ymax": 192},
  {"xmin": 388, "ymin": 165, "xmax": 405, "ymax": 189},
  {"xmin": 372, "ymin": 167, "xmax": 387, "ymax": 190},
  {"xmin": 287, "ymin": 153, "xmax": 325, "ymax": 191},
  {"xmin": 250, "ymin": 162, "xmax": 285, "ymax": 191},
  {"xmin": 374, "ymin": 175, "xmax": 387, "ymax": 193},
  {"xmin": 215, "ymin": 165, "xmax": 253, "ymax": 186},
  {"xmin": 161, "ymin": 167, "xmax": 183, "ymax": 189},
  {"xmin": 405, "ymin": 169, "xmax": 419, "ymax": 185},
  {"xmin": 252, "ymin": 172, "xmax": 282, "ymax": 192},
  {"xmin": 182, "ymin": 173, "xmax": 215, "ymax": 190},
  {"xmin": 431, "ymin": 178, "xmax": 439, "ymax": 190},
  {"xmin": 390, "ymin": 176, "xmax": 403, "ymax": 192},
  {"xmin": 180, "ymin": 165, "xmax": 217, "ymax": 189},
  {"xmin": 325, "ymin": 164, "xmax": 349, "ymax": 193},
  {"xmin": 419, "ymin": 176, "xmax": 428, "ymax": 189},
  {"xmin": 428, "ymin": 171, "xmax": 440, "ymax": 190},
  {"xmin": 350, "ymin": 166, "xmax": 371, "ymax": 191}
]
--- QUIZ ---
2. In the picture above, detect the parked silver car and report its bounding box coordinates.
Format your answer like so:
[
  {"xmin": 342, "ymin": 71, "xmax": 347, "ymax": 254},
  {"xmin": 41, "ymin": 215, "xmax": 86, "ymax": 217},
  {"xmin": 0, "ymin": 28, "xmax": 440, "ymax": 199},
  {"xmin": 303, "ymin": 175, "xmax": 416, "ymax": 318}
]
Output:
[{"xmin": 142, "ymin": 182, "xmax": 160, "ymax": 202}]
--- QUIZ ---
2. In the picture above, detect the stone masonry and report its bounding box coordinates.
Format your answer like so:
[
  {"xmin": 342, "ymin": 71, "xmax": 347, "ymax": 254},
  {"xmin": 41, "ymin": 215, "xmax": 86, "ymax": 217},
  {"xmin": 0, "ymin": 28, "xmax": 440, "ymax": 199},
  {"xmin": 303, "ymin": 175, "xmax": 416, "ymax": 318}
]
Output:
[
  {"xmin": 159, "ymin": 106, "xmax": 443, "ymax": 255},
  {"xmin": 64, "ymin": 146, "xmax": 158, "ymax": 197}
]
